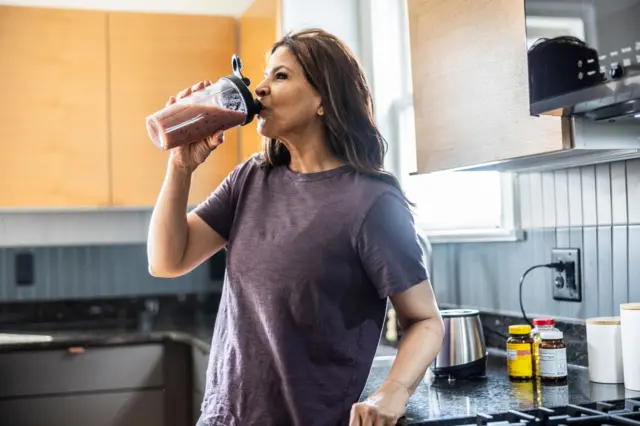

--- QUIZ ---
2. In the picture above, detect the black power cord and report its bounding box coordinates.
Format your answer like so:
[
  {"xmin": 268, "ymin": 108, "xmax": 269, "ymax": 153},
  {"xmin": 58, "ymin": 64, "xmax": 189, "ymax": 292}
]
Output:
[{"xmin": 519, "ymin": 262, "xmax": 568, "ymax": 326}]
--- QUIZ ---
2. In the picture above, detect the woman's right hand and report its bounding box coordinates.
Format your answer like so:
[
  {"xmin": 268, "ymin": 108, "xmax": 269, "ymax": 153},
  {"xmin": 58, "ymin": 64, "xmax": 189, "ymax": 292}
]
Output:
[{"xmin": 167, "ymin": 80, "xmax": 225, "ymax": 172}]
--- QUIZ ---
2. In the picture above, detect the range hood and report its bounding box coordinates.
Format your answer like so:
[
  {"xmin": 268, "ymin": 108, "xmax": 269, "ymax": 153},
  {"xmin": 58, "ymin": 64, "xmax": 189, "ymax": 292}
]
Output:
[
  {"xmin": 457, "ymin": 117, "xmax": 640, "ymax": 173},
  {"xmin": 529, "ymin": 66, "xmax": 640, "ymax": 122},
  {"xmin": 524, "ymin": 0, "xmax": 640, "ymax": 122}
]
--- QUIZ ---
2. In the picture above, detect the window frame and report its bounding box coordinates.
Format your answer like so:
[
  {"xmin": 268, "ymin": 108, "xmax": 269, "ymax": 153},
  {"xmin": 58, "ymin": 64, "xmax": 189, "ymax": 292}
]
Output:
[
  {"xmin": 361, "ymin": 0, "xmax": 523, "ymax": 244},
  {"xmin": 391, "ymin": 97, "xmax": 523, "ymax": 244},
  {"xmin": 414, "ymin": 172, "xmax": 524, "ymax": 244}
]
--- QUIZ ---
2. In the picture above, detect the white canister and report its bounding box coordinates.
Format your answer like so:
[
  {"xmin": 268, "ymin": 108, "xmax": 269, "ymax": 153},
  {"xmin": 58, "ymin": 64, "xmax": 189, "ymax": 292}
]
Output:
[
  {"xmin": 586, "ymin": 316, "xmax": 624, "ymax": 384},
  {"xmin": 621, "ymin": 303, "xmax": 640, "ymax": 391}
]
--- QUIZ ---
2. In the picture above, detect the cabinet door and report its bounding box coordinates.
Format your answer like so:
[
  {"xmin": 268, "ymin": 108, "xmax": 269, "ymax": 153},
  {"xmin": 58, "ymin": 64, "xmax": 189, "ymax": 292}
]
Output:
[
  {"xmin": 0, "ymin": 6, "xmax": 110, "ymax": 207},
  {"xmin": 0, "ymin": 389, "xmax": 164, "ymax": 426},
  {"xmin": 108, "ymin": 12, "xmax": 240, "ymax": 207},
  {"xmin": 407, "ymin": 0, "xmax": 568, "ymax": 173}
]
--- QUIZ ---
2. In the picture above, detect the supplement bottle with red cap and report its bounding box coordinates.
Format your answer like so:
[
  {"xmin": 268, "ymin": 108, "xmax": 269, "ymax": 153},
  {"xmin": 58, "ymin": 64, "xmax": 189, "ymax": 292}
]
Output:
[{"xmin": 531, "ymin": 318, "xmax": 559, "ymax": 377}]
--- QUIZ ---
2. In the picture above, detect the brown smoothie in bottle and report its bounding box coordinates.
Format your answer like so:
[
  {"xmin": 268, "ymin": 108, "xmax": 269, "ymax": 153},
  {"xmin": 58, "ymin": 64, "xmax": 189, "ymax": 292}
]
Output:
[{"xmin": 146, "ymin": 103, "xmax": 246, "ymax": 150}]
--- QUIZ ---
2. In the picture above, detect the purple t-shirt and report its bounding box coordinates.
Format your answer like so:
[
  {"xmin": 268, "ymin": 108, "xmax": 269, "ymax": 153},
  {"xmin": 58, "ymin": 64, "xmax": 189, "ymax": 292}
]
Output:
[{"xmin": 193, "ymin": 155, "xmax": 428, "ymax": 426}]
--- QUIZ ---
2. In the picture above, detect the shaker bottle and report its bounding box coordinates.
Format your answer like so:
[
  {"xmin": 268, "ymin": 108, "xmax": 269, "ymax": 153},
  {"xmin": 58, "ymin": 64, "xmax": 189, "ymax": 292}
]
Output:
[{"xmin": 146, "ymin": 55, "xmax": 262, "ymax": 150}]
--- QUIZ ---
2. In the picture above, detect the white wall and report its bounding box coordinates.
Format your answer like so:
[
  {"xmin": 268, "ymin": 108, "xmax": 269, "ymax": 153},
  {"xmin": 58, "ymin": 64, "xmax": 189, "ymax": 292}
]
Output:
[
  {"xmin": 363, "ymin": 0, "xmax": 408, "ymax": 177},
  {"xmin": 279, "ymin": 0, "xmax": 401, "ymax": 175},
  {"xmin": 279, "ymin": 0, "xmax": 376, "ymax": 90},
  {"xmin": 281, "ymin": 0, "xmax": 362, "ymax": 59},
  {"xmin": 0, "ymin": 209, "xmax": 153, "ymax": 247},
  {"xmin": 0, "ymin": 0, "xmax": 253, "ymax": 15}
]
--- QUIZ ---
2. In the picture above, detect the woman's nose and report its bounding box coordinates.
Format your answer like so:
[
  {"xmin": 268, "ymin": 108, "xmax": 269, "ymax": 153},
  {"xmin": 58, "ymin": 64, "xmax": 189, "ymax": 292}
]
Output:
[{"xmin": 255, "ymin": 82, "xmax": 269, "ymax": 98}]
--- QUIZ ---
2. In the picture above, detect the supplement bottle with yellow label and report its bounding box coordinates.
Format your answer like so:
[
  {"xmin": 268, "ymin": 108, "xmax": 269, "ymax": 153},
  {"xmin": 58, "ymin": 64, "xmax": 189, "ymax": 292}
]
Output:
[{"xmin": 507, "ymin": 325, "xmax": 534, "ymax": 380}]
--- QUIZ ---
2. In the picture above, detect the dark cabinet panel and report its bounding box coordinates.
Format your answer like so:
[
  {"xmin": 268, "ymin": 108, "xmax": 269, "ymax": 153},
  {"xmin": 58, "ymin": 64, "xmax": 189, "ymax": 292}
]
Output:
[
  {"xmin": 0, "ymin": 344, "xmax": 163, "ymax": 398},
  {"xmin": 0, "ymin": 389, "xmax": 164, "ymax": 426}
]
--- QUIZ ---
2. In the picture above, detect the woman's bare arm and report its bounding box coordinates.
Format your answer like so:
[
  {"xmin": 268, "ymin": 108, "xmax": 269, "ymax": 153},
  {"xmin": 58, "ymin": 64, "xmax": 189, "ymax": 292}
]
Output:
[
  {"xmin": 350, "ymin": 280, "xmax": 444, "ymax": 426},
  {"xmin": 147, "ymin": 81, "xmax": 228, "ymax": 278},
  {"xmin": 384, "ymin": 280, "xmax": 444, "ymax": 394},
  {"xmin": 147, "ymin": 160, "xmax": 226, "ymax": 278}
]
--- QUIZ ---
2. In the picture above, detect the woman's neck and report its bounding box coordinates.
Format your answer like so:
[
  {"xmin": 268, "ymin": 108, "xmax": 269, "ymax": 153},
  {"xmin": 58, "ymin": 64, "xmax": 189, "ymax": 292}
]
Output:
[{"xmin": 281, "ymin": 128, "xmax": 344, "ymax": 174}]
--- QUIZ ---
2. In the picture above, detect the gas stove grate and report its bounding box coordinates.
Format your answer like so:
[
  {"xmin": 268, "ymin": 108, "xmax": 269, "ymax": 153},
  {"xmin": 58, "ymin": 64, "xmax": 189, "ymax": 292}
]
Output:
[{"xmin": 411, "ymin": 398, "xmax": 640, "ymax": 426}]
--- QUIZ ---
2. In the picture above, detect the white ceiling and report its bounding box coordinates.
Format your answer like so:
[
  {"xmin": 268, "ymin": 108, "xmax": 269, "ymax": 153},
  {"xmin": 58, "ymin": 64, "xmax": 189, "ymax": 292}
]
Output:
[{"xmin": 0, "ymin": 0, "xmax": 256, "ymax": 16}]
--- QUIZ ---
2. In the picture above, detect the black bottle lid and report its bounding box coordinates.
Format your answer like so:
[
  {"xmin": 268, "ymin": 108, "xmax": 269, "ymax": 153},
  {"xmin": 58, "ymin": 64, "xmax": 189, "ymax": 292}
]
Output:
[{"xmin": 221, "ymin": 54, "xmax": 263, "ymax": 126}]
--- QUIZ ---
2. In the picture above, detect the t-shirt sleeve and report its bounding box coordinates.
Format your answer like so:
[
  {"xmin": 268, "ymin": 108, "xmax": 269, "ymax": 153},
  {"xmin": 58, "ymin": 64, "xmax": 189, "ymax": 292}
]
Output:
[
  {"xmin": 191, "ymin": 163, "xmax": 242, "ymax": 241},
  {"xmin": 356, "ymin": 191, "xmax": 429, "ymax": 299}
]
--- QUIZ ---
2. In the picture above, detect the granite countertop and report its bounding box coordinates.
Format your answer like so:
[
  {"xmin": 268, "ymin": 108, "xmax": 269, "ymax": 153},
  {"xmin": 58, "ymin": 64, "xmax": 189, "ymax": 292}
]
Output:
[
  {"xmin": 0, "ymin": 323, "xmax": 633, "ymax": 426},
  {"xmin": 0, "ymin": 323, "xmax": 215, "ymax": 353},
  {"xmin": 366, "ymin": 348, "xmax": 635, "ymax": 426}
]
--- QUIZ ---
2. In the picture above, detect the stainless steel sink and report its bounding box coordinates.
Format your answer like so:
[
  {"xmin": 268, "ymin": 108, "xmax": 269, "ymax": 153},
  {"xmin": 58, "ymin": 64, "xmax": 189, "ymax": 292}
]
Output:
[{"xmin": 0, "ymin": 333, "xmax": 53, "ymax": 344}]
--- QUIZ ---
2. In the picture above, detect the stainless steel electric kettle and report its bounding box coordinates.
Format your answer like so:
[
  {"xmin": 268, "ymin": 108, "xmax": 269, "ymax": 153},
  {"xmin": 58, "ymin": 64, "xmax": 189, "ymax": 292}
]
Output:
[{"xmin": 430, "ymin": 308, "xmax": 488, "ymax": 379}]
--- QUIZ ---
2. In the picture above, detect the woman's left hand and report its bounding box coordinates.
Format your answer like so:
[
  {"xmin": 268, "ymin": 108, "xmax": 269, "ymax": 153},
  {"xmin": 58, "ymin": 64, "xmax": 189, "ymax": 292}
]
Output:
[{"xmin": 349, "ymin": 380, "xmax": 410, "ymax": 426}]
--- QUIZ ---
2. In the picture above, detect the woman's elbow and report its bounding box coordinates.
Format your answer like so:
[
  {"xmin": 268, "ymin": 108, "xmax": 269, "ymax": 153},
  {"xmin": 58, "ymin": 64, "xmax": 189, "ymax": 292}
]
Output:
[
  {"xmin": 147, "ymin": 245, "xmax": 181, "ymax": 278},
  {"xmin": 147, "ymin": 260, "xmax": 181, "ymax": 278},
  {"xmin": 401, "ymin": 310, "xmax": 445, "ymax": 336},
  {"xmin": 148, "ymin": 262, "xmax": 162, "ymax": 278},
  {"xmin": 433, "ymin": 311, "xmax": 445, "ymax": 335},
  {"xmin": 148, "ymin": 262, "xmax": 165, "ymax": 278},
  {"xmin": 431, "ymin": 314, "xmax": 445, "ymax": 346},
  {"xmin": 413, "ymin": 312, "xmax": 445, "ymax": 346}
]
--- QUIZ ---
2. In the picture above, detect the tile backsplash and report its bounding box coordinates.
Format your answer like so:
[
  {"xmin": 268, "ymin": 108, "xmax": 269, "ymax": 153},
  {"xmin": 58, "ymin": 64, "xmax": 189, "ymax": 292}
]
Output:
[
  {"xmin": 0, "ymin": 244, "xmax": 223, "ymax": 302},
  {"xmin": 432, "ymin": 158, "xmax": 640, "ymax": 321},
  {"xmin": 3, "ymin": 157, "xmax": 640, "ymax": 318}
]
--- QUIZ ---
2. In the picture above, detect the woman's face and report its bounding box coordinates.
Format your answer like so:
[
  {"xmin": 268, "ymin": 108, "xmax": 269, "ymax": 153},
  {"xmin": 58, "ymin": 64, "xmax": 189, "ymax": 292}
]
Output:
[{"xmin": 254, "ymin": 47, "xmax": 323, "ymax": 140}]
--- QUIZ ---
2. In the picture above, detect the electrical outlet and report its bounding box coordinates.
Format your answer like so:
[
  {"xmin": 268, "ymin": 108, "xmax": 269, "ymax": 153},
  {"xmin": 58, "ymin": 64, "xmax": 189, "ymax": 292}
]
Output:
[
  {"xmin": 15, "ymin": 252, "xmax": 35, "ymax": 286},
  {"xmin": 552, "ymin": 248, "xmax": 581, "ymax": 302}
]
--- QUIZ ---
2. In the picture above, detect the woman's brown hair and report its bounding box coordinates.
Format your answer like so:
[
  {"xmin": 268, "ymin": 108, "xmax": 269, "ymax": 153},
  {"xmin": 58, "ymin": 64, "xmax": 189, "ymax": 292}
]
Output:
[{"xmin": 258, "ymin": 28, "xmax": 413, "ymax": 206}]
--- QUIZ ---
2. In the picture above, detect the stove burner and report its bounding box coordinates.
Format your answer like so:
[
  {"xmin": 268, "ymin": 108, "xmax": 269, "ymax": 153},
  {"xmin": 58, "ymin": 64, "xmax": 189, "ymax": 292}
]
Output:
[
  {"xmin": 597, "ymin": 403, "xmax": 616, "ymax": 413},
  {"xmin": 625, "ymin": 400, "xmax": 640, "ymax": 413},
  {"xmin": 424, "ymin": 398, "xmax": 640, "ymax": 426}
]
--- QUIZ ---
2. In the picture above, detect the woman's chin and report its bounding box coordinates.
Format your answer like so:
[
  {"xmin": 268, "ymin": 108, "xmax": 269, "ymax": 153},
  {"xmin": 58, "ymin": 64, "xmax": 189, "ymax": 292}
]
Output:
[{"xmin": 257, "ymin": 120, "xmax": 276, "ymax": 139}]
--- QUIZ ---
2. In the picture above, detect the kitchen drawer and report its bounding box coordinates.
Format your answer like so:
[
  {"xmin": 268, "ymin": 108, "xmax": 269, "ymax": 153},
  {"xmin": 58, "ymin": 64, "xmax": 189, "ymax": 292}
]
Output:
[
  {"xmin": 0, "ymin": 389, "xmax": 164, "ymax": 426},
  {"xmin": 0, "ymin": 343, "xmax": 164, "ymax": 398}
]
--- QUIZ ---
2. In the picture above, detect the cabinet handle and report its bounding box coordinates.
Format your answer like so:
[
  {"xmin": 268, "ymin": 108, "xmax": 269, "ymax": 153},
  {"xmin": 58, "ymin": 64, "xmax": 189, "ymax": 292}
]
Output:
[{"xmin": 68, "ymin": 346, "xmax": 85, "ymax": 354}]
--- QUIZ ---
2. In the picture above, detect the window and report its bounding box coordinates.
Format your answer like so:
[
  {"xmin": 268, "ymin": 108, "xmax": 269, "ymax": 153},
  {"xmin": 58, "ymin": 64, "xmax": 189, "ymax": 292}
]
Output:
[
  {"xmin": 364, "ymin": 0, "xmax": 522, "ymax": 243},
  {"xmin": 525, "ymin": 16, "xmax": 586, "ymax": 49}
]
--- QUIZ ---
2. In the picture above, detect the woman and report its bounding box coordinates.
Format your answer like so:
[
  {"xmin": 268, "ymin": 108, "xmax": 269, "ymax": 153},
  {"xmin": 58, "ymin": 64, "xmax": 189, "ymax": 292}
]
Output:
[{"xmin": 147, "ymin": 28, "xmax": 444, "ymax": 426}]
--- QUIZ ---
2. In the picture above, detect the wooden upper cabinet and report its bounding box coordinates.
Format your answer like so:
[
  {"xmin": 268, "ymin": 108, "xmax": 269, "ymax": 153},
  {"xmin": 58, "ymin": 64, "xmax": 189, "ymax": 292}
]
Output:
[
  {"xmin": 239, "ymin": 0, "xmax": 282, "ymax": 160},
  {"xmin": 108, "ymin": 12, "xmax": 239, "ymax": 207},
  {"xmin": 0, "ymin": 6, "xmax": 110, "ymax": 207},
  {"xmin": 407, "ymin": 0, "xmax": 569, "ymax": 174}
]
